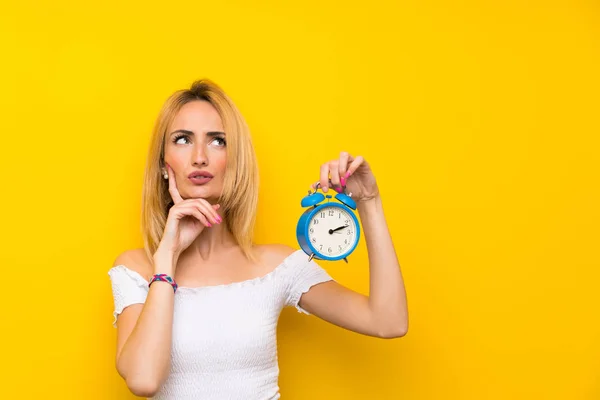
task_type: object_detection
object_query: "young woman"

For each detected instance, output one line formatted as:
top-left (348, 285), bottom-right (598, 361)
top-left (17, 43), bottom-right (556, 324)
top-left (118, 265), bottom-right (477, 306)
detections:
top-left (108, 79), bottom-right (408, 399)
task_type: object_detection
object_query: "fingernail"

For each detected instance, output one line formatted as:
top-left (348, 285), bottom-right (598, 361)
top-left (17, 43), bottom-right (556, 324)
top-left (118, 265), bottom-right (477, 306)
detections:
top-left (340, 177), bottom-right (346, 186)
top-left (335, 187), bottom-right (343, 193)
top-left (216, 216), bottom-right (222, 223)
top-left (207, 222), bottom-right (212, 227)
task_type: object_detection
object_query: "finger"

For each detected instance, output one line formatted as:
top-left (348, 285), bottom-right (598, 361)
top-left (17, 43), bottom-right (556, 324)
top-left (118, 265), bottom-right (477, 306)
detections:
top-left (178, 205), bottom-right (212, 227)
top-left (167, 164), bottom-right (184, 204)
top-left (338, 152), bottom-right (350, 187)
top-left (185, 198), bottom-right (219, 224)
top-left (329, 161), bottom-right (342, 193)
top-left (345, 155), bottom-right (364, 178)
top-left (189, 208), bottom-right (213, 227)
top-left (338, 151), bottom-right (350, 179)
top-left (205, 201), bottom-right (222, 224)
top-left (320, 162), bottom-right (331, 192)
top-left (194, 199), bottom-right (221, 224)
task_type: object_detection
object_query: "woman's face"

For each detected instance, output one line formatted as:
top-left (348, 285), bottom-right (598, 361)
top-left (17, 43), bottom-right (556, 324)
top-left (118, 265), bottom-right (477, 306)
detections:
top-left (163, 100), bottom-right (227, 203)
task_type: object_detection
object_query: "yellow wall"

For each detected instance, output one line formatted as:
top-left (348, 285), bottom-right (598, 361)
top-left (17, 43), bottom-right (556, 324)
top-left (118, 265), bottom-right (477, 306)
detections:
top-left (1, 1), bottom-right (598, 399)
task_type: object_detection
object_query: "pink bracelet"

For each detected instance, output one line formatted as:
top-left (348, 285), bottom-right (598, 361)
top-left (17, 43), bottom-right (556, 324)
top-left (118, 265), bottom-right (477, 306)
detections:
top-left (149, 273), bottom-right (178, 293)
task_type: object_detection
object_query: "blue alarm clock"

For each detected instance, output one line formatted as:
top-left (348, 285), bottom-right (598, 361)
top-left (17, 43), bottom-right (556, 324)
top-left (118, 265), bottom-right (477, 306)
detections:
top-left (296, 181), bottom-right (361, 263)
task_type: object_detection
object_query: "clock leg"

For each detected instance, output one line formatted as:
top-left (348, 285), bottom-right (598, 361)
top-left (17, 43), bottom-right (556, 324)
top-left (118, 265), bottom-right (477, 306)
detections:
top-left (308, 253), bottom-right (315, 262)
top-left (343, 257), bottom-right (348, 263)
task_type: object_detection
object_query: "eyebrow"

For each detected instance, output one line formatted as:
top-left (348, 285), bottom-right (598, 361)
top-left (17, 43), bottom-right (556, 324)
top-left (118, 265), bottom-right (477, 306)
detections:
top-left (169, 129), bottom-right (225, 137)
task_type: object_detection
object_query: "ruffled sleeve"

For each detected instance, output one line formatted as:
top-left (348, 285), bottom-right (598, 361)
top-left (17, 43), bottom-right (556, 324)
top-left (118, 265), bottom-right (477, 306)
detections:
top-left (108, 265), bottom-right (150, 328)
top-left (284, 250), bottom-right (334, 315)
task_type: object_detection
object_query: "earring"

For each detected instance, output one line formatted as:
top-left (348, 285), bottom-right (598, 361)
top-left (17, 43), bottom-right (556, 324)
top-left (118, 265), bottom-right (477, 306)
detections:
top-left (162, 169), bottom-right (168, 179)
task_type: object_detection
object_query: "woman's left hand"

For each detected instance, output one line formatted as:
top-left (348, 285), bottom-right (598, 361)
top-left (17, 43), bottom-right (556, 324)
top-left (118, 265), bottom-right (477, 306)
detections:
top-left (311, 151), bottom-right (380, 204)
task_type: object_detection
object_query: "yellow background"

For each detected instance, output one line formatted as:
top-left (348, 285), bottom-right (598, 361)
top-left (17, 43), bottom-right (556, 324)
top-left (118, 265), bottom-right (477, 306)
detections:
top-left (1, 0), bottom-right (599, 399)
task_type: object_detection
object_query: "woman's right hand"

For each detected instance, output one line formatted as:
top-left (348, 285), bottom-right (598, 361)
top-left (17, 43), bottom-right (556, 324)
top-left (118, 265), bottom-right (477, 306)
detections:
top-left (156, 164), bottom-right (222, 261)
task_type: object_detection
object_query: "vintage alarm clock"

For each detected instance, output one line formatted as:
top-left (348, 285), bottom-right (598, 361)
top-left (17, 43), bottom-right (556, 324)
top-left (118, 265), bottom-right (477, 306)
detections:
top-left (296, 181), bottom-right (361, 263)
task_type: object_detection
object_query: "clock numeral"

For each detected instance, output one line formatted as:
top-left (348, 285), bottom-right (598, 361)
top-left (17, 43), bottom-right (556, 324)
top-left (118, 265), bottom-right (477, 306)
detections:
top-left (309, 228), bottom-right (314, 233)
top-left (345, 219), bottom-right (349, 224)
top-left (339, 245), bottom-right (342, 250)
top-left (313, 219), bottom-right (319, 225)
top-left (312, 238), bottom-right (316, 243)
top-left (319, 245), bottom-right (323, 251)
top-left (328, 210), bottom-right (334, 216)
top-left (320, 212), bottom-right (325, 218)
top-left (328, 247), bottom-right (332, 254)
top-left (347, 230), bottom-right (352, 235)
top-left (344, 239), bottom-right (348, 244)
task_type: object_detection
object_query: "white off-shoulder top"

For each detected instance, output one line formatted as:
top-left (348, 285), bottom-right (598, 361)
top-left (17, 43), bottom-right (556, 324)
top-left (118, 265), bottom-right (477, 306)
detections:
top-left (108, 249), bottom-right (334, 400)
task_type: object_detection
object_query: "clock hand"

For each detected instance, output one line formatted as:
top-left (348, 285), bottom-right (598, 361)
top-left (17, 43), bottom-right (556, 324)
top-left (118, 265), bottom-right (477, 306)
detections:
top-left (328, 224), bottom-right (349, 234)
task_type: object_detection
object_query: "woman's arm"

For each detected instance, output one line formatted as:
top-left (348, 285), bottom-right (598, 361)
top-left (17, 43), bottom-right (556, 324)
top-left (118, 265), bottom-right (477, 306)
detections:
top-left (112, 249), bottom-right (177, 397)
top-left (114, 161), bottom-right (221, 396)
top-left (298, 152), bottom-right (408, 338)
top-left (299, 195), bottom-right (408, 338)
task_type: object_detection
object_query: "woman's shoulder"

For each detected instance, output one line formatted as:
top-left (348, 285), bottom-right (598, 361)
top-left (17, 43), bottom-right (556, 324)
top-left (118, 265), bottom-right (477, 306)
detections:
top-left (110, 248), bottom-right (154, 281)
top-left (253, 243), bottom-right (298, 264)
top-left (254, 243), bottom-right (296, 258)
top-left (251, 243), bottom-right (310, 273)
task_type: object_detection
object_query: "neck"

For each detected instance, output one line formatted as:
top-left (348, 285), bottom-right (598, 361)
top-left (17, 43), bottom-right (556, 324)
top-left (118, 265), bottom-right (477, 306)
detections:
top-left (181, 219), bottom-right (238, 263)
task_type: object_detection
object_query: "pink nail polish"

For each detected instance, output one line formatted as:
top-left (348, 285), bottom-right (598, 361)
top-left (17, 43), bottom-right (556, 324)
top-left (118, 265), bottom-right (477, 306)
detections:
top-left (207, 222), bottom-right (212, 227)
top-left (341, 177), bottom-right (346, 186)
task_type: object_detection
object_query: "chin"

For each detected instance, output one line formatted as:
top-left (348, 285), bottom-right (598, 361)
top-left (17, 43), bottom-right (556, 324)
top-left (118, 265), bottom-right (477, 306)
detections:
top-left (187, 189), bottom-right (210, 197)
top-left (184, 181), bottom-right (222, 198)
top-left (189, 188), bottom-right (222, 201)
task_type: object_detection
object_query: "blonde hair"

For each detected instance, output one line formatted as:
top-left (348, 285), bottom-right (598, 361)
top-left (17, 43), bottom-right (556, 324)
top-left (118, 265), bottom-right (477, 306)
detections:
top-left (140, 79), bottom-right (260, 265)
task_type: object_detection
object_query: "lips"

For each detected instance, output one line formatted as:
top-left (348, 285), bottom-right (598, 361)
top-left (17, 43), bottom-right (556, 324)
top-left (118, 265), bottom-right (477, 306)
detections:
top-left (188, 171), bottom-right (213, 185)
top-left (188, 171), bottom-right (213, 179)
top-left (189, 176), bottom-right (212, 185)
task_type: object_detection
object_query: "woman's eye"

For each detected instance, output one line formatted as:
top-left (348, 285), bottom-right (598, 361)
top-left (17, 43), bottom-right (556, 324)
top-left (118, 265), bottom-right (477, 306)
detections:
top-left (212, 137), bottom-right (226, 147)
top-left (173, 135), bottom-right (189, 144)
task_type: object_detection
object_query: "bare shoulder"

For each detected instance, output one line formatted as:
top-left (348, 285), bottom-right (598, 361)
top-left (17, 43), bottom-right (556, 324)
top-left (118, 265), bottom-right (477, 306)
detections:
top-left (253, 243), bottom-right (298, 269)
top-left (112, 248), bottom-right (153, 281)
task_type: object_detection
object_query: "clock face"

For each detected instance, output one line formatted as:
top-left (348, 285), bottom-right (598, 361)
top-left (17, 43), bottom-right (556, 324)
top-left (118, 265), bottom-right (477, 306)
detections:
top-left (308, 205), bottom-right (358, 257)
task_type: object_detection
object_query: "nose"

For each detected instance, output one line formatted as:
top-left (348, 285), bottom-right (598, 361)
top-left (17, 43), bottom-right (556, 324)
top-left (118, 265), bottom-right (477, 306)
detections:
top-left (192, 143), bottom-right (208, 166)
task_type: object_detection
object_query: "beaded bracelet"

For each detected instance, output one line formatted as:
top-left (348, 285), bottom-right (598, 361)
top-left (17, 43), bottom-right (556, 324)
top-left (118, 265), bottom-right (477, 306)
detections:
top-left (149, 273), bottom-right (178, 293)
